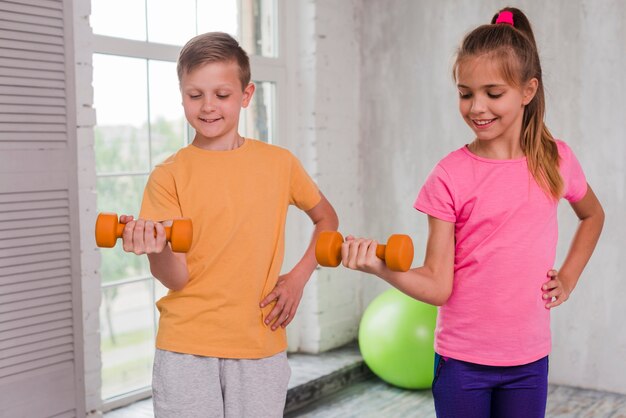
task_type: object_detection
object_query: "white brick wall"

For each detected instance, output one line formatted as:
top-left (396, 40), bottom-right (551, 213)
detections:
top-left (283, 0), bottom-right (370, 353)
top-left (72, 0), bottom-right (102, 415)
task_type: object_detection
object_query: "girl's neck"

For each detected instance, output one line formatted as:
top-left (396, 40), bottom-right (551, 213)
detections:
top-left (468, 138), bottom-right (524, 160)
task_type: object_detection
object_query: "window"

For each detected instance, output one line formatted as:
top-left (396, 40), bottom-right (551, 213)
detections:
top-left (91, 0), bottom-right (282, 408)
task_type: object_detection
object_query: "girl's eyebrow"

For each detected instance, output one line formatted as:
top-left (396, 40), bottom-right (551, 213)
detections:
top-left (457, 83), bottom-right (507, 89)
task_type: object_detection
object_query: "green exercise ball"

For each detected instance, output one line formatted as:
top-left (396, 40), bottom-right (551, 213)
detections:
top-left (358, 288), bottom-right (437, 389)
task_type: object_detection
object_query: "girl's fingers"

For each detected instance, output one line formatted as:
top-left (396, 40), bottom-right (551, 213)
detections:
top-left (342, 238), bottom-right (360, 268)
top-left (542, 279), bottom-right (558, 291)
top-left (366, 240), bottom-right (378, 262)
top-left (355, 239), bottom-right (372, 267)
top-left (340, 238), bottom-right (382, 272)
top-left (543, 286), bottom-right (561, 300)
top-left (357, 239), bottom-right (374, 268)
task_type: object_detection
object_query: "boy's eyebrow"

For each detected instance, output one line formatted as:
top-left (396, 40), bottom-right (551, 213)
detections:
top-left (182, 83), bottom-right (236, 90)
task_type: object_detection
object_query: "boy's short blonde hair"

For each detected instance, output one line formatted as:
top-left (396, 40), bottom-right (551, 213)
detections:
top-left (177, 32), bottom-right (251, 90)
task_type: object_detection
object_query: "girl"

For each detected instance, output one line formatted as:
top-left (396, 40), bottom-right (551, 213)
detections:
top-left (342, 7), bottom-right (604, 418)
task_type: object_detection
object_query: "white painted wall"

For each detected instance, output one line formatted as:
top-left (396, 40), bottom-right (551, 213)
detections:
top-left (358, 0), bottom-right (626, 395)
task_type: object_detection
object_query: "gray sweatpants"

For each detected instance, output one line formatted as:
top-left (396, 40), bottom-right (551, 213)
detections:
top-left (152, 349), bottom-right (291, 418)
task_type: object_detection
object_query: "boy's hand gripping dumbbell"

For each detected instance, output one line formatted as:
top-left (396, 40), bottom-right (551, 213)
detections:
top-left (315, 231), bottom-right (414, 272)
top-left (95, 212), bottom-right (193, 253)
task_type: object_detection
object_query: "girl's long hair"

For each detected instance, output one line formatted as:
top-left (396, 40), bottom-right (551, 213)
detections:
top-left (453, 7), bottom-right (563, 199)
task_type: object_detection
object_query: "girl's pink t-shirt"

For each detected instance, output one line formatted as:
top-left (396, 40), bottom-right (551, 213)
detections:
top-left (414, 140), bottom-right (587, 366)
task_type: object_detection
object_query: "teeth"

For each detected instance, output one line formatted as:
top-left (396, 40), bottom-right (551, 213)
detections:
top-left (474, 119), bottom-right (494, 126)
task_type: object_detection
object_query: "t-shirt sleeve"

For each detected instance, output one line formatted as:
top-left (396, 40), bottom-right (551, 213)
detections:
top-left (139, 165), bottom-right (183, 221)
top-left (288, 154), bottom-right (321, 211)
top-left (559, 141), bottom-right (588, 203)
top-left (414, 164), bottom-right (456, 223)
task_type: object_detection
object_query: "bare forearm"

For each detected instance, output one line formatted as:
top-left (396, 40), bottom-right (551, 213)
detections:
top-left (147, 247), bottom-right (189, 291)
top-left (290, 214), bottom-right (339, 284)
top-left (380, 265), bottom-right (452, 306)
top-left (559, 212), bottom-right (604, 290)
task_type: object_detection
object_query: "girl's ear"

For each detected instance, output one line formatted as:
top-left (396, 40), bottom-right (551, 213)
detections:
top-left (242, 82), bottom-right (256, 108)
top-left (522, 78), bottom-right (539, 105)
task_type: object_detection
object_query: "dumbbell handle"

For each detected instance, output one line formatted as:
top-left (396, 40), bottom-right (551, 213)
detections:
top-left (374, 245), bottom-right (388, 261)
top-left (315, 231), bottom-right (413, 272)
top-left (96, 213), bottom-right (193, 252)
top-left (111, 222), bottom-right (175, 241)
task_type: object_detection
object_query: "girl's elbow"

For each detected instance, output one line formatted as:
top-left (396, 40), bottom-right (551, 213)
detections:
top-left (327, 209), bottom-right (339, 231)
top-left (433, 278), bottom-right (453, 306)
top-left (598, 206), bottom-right (606, 227)
top-left (433, 290), bottom-right (452, 306)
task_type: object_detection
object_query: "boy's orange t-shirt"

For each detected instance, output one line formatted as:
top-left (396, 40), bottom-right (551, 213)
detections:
top-left (139, 139), bottom-right (321, 359)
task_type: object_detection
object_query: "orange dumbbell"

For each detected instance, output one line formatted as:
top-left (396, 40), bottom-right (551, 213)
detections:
top-left (315, 231), bottom-right (414, 272)
top-left (95, 212), bottom-right (193, 253)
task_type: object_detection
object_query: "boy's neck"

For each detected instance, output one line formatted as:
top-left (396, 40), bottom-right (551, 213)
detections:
top-left (192, 133), bottom-right (245, 151)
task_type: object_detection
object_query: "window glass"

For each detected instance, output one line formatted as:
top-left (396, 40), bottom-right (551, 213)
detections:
top-left (239, 0), bottom-right (277, 57)
top-left (92, 0), bottom-right (281, 404)
top-left (196, 0), bottom-right (239, 37)
top-left (91, 0), bottom-right (147, 41)
top-left (148, 60), bottom-right (188, 165)
top-left (147, 0), bottom-right (197, 46)
top-left (241, 81), bottom-right (275, 142)
top-left (100, 280), bottom-right (156, 399)
top-left (93, 54), bottom-right (150, 174)
top-left (96, 175), bottom-right (151, 284)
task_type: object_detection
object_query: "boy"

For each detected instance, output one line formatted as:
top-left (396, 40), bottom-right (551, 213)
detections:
top-left (119, 32), bottom-right (338, 417)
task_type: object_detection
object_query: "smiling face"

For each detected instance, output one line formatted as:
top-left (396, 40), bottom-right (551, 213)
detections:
top-left (180, 60), bottom-right (255, 150)
top-left (456, 55), bottom-right (537, 150)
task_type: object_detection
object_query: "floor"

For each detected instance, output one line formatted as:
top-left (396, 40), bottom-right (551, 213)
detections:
top-left (105, 343), bottom-right (626, 418)
top-left (286, 382), bottom-right (626, 418)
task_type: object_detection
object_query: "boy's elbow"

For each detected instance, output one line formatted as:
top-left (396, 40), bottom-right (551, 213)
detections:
top-left (161, 276), bottom-right (189, 292)
top-left (150, 268), bottom-right (189, 291)
top-left (168, 279), bottom-right (188, 292)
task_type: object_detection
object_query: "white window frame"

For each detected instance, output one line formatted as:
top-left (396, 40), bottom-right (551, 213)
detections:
top-left (92, 1), bottom-right (286, 411)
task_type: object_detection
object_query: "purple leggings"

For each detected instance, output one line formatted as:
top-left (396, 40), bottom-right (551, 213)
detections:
top-left (432, 354), bottom-right (548, 418)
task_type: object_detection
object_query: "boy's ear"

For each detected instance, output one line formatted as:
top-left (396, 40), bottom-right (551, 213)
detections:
top-left (522, 78), bottom-right (538, 105)
top-left (242, 82), bottom-right (255, 108)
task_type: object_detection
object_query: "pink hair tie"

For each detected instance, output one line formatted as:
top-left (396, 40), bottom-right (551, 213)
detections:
top-left (496, 10), bottom-right (514, 26)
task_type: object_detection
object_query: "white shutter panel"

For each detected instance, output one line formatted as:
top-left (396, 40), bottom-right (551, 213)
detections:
top-left (0, 0), bottom-right (85, 417)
